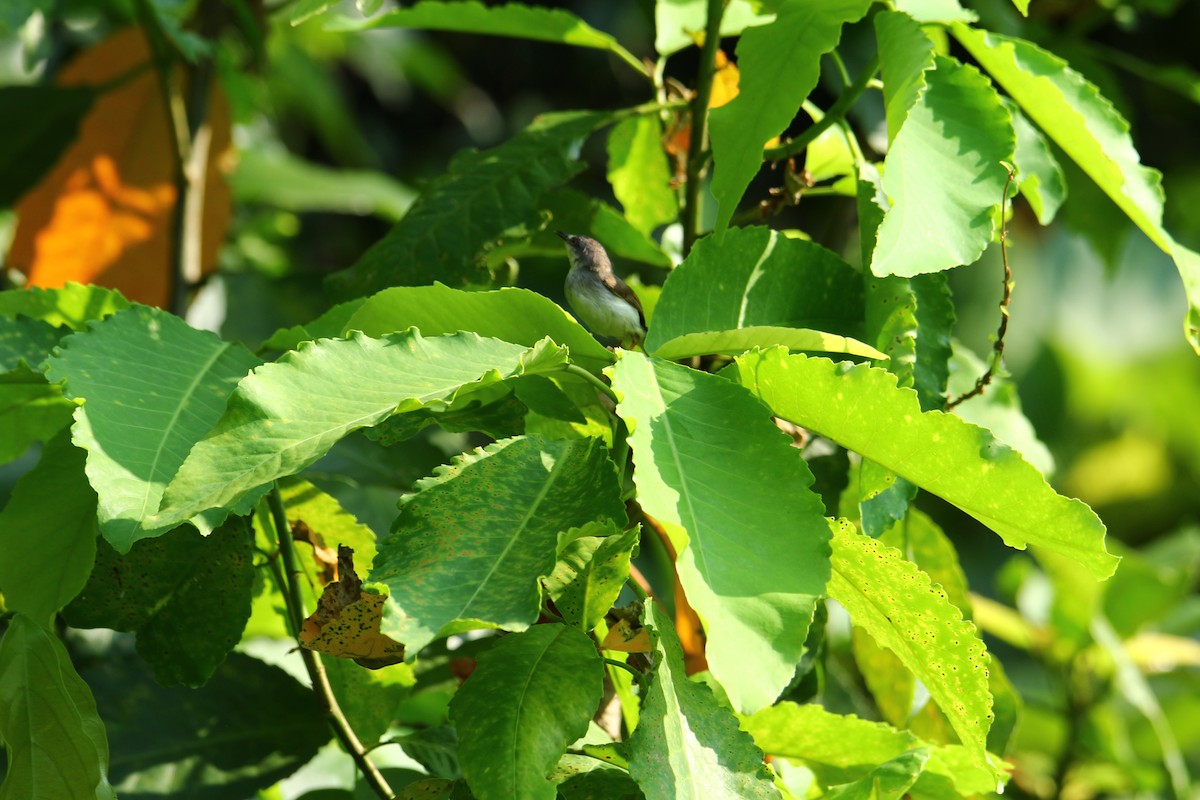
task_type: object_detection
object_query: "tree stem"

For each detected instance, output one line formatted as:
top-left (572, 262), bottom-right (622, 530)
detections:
top-left (682, 0), bottom-right (726, 255)
top-left (267, 486), bottom-right (395, 800)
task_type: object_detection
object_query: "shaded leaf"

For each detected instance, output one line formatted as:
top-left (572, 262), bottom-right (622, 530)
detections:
top-left (155, 331), bottom-right (569, 527)
top-left (449, 624), bottom-right (603, 800)
top-left (0, 615), bottom-right (116, 800)
top-left (302, 545), bottom-right (406, 668)
top-left (1008, 101), bottom-right (1066, 224)
top-left (953, 24), bottom-right (1200, 351)
top-left (607, 115), bottom-right (678, 234)
top-left (0, 315), bottom-right (65, 372)
top-left (553, 753), bottom-right (642, 799)
top-left (827, 519), bottom-right (996, 775)
top-left (327, 111), bottom-right (605, 300)
top-left (45, 305), bottom-right (262, 551)
top-left (0, 366), bottom-right (75, 464)
top-left (613, 352), bottom-right (830, 712)
top-left (85, 650), bottom-right (329, 798)
top-left (321, 655), bottom-right (413, 748)
top-left (646, 226), bottom-right (865, 355)
top-left (0, 84), bottom-right (96, 207)
top-left (627, 603), bottom-right (780, 799)
top-left (395, 726), bottom-right (461, 780)
top-left (734, 350), bottom-right (1117, 578)
top-left (339, 0), bottom-right (646, 77)
top-left (825, 749), bottom-right (928, 800)
top-left (709, 0), bottom-right (873, 231)
top-left (539, 187), bottom-right (671, 268)
top-left (64, 519), bottom-right (255, 688)
top-left (372, 435), bottom-right (626, 654)
top-left (9, 28), bottom-right (231, 307)
top-left (545, 524), bottom-right (640, 630)
top-left (0, 428), bottom-right (96, 624)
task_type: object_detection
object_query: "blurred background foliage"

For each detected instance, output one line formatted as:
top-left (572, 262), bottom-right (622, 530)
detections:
top-left (1, 0), bottom-right (1199, 797)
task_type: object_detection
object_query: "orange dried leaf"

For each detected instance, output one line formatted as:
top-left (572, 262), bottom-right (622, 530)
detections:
top-left (9, 27), bottom-right (232, 307)
top-left (602, 616), bottom-right (652, 653)
top-left (301, 545), bottom-right (406, 669)
top-left (709, 49), bottom-right (740, 109)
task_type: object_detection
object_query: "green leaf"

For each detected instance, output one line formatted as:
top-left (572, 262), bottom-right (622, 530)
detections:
top-left (876, 10), bottom-right (935, 148)
top-left (395, 726), bottom-right (461, 780)
top-left (952, 24), bottom-right (1200, 351)
top-left (64, 519), bottom-right (254, 687)
top-left (338, 0), bottom-right (647, 78)
top-left (44, 306), bottom-right (262, 551)
top-left (155, 331), bottom-right (569, 527)
top-left (230, 145), bottom-right (416, 221)
top-left (607, 115), bottom-right (678, 235)
top-left (0, 283), bottom-right (129, 330)
top-left (545, 524), bottom-right (640, 630)
top-left (709, 0), bottom-right (873, 232)
top-left (612, 352), bottom-right (830, 712)
top-left (646, 226), bottom-right (865, 355)
top-left (260, 298), bottom-right (367, 352)
top-left (342, 283), bottom-right (614, 375)
top-left (326, 111), bottom-right (605, 300)
top-left (321, 656), bottom-right (412, 748)
top-left (539, 187), bottom-right (672, 268)
top-left (85, 651), bottom-right (329, 798)
top-left (449, 624), bottom-right (603, 800)
top-left (741, 702), bottom-right (999, 797)
top-left (879, 507), bottom-right (972, 616)
top-left (655, 0), bottom-right (772, 56)
top-left (1008, 101), bottom-right (1066, 224)
top-left (0, 428), bottom-right (97, 624)
top-left (0, 615), bottom-right (116, 800)
top-left (734, 350), bottom-right (1118, 578)
top-left (827, 519), bottom-right (996, 775)
top-left (871, 54), bottom-right (1014, 277)
top-left (0, 316), bottom-right (63, 372)
top-left (627, 603), bottom-right (780, 799)
top-left (553, 753), bottom-right (642, 799)
top-left (825, 749), bottom-right (928, 800)
top-left (0, 365), bottom-right (74, 465)
top-left (893, 0), bottom-right (976, 23)
top-left (653, 327), bottom-right (886, 361)
top-left (0, 85), bottom-right (96, 207)
top-left (372, 435), bottom-right (626, 654)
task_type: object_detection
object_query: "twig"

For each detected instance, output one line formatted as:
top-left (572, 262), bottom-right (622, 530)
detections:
top-left (946, 164), bottom-right (1016, 411)
top-left (563, 363), bottom-right (620, 405)
top-left (602, 657), bottom-right (648, 689)
top-left (681, 0), bottom-right (726, 255)
top-left (267, 486), bottom-right (395, 800)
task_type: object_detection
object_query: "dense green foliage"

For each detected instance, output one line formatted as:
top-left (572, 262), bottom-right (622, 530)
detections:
top-left (1, 1), bottom-right (1199, 799)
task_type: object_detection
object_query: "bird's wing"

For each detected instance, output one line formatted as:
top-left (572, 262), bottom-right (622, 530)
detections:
top-left (607, 274), bottom-right (646, 329)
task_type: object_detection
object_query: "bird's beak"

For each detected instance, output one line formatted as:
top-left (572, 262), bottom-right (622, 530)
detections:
top-left (554, 230), bottom-right (570, 242)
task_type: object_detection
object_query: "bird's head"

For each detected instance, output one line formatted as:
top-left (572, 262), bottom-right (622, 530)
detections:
top-left (555, 230), bottom-right (611, 272)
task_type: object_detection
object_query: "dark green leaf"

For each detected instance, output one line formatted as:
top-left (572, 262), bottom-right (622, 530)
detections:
top-left (450, 624), bottom-right (603, 800)
top-left (545, 524), bottom-right (639, 630)
top-left (327, 111), bottom-right (605, 300)
top-left (0, 365), bottom-right (74, 465)
top-left (372, 436), bottom-right (626, 654)
top-left (0, 615), bottom-right (116, 800)
top-left (0, 428), bottom-right (97, 624)
top-left (0, 316), bottom-right (64, 372)
top-left (0, 85), bottom-right (96, 207)
top-left (396, 726), bottom-right (461, 780)
top-left (64, 519), bottom-right (255, 688)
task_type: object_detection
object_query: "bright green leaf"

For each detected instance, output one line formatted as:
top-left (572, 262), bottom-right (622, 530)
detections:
top-left (260, 298), bottom-right (367, 352)
top-left (45, 305), bottom-right (262, 551)
top-left (545, 524), bottom-right (640, 630)
top-left (871, 55), bottom-right (1014, 277)
top-left (0, 365), bottom-right (74, 465)
top-left (64, 519), bottom-right (254, 687)
top-left (876, 10), bottom-right (936, 148)
top-left (613, 352), bottom-right (830, 712)
top-left (338, 0), bottom-right (647, 78)
top-left (607, 115), bottom-right (678, 234)
top-left (0, 283), bottom-right (129, 330)
top-left (326, 111), bottom-right (605, 300)
top-left (827, 519), bottom-right (996, 775)
top-left (1008, 101), bottom-right (1066, 224)
top-left (653, 327), bottom-right (885, 361)
top-left (540, 187), bottom-right (672, 268)
top-left (450, 624), bottom-right (603, 800)
top-left (627, 603), bottom-right (780, 799)
top-left (709, 0), bottom-right (873, 232)
top-left (0, 429), bottom-right (96, 625)
top-left (230, 145), bottom-right (416, 221)
top-left (741, 702), bottom-right (999, 797)
top-left (0, 85), bottom-right (96, 207)
top-left (893, 0), bottom-right (976, 23)
top-left (655, 0), bottom-right (772, 56)
top-left (880, 507), bottom-right (972, 616)
top-left (0, 614), bottom-right (116, 800)
top-left (373, 436), bottom-right (626, 654)
top-left (952, 24), bottom-right (1200, 351)
top-left (825, 749), bottom-right (929, 800)
top-left (155, 331), bottom-right (569, 527)
top-left (646, 226), bottom-right (865, 355)
top-left (733, 350), bottom-right (1117, 578)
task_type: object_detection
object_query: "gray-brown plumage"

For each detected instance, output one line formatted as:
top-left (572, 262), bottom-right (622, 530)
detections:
top-left (556, 230), bottom-right (646, 349)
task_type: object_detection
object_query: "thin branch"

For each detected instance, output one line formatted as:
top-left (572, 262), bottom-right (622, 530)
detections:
top-left (603, 657), bottom-right (648, 689)
top-left (763, 51), bottom-right (879, 162)
top-left (563, 363), bottom-right (620, 405)
top-left (267, 487), bottom-right (395, 800)
top-left (682, 0), bottom-right (726, 255)
top-left (946, 165), bottom-right (1017, 411)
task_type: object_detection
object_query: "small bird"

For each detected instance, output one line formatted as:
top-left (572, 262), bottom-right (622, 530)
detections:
top-left (556, 230), bottom-right (646, 349)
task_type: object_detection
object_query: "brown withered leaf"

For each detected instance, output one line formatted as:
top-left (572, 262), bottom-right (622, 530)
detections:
top-left (292, 520), bottom-right (338, 585)
top-left (301, 545), bottom-right (405, 669)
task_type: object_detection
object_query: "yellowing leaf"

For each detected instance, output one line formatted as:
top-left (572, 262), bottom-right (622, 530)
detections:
top-left (602, 617), bottom-right (652, 653)
top-left (9, 27), bottom-right (232, 308)
top-left (710, 50), bottom-right (740, 109)
top-left (301, 545), bottom-right (405, 669)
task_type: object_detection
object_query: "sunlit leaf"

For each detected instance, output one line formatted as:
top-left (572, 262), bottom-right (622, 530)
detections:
top-left (1008, 101), bottom-right (1066, 224)
top-left (302, 545), bottom-right (406, 668)
top-left (652, 327), bottom-right (884, 361)
top-left (0, 282), bottom-right (129, 330)
top-left (544, 523), bottom-right (639, 630)
top-left (450, 624), bottom-right (603, 800)
top-left (825, 749), bottom-right (929, 800)
top-left (876, 10), bottom-right (935, 147)
top-left (734, 350), bottom-right (1117, 578)
top-left (709, 0), bottom-right (872, 232)
top-left (613, 352), bottom-right (830, 712)
top-left (0, 615), bottom-right (116, 800)
top-left (8, 27), bottom-right (231, 307)
top-left (155, 332), bottom-right (570, 527)
top-left (627, 603), bottom-right (780, 799)
top-left (372, 435), bottom-right (626, 654)
top-left (540, 187), bottom-right (672, 268)
top-left (607, 115), bottom-right (678, 234)
top-left (655, 0), bottom-right (772, 56)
